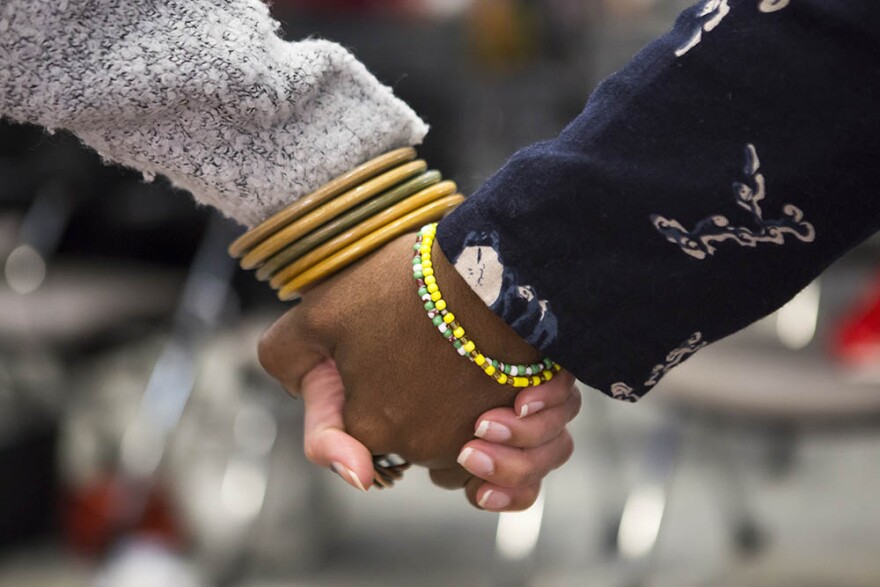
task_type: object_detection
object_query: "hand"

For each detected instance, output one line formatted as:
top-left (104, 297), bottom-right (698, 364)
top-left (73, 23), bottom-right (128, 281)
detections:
top-left (437, 373), bottom-right (581, 511)
top-left (258, 231), bottom-right (578, 507)
top-left (289, 359), bottom-right (579, 511)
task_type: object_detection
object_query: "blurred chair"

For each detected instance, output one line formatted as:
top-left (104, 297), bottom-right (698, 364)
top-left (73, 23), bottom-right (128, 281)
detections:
top-left (0, 126), bottom-right (189, 550)
top-left (609, 258), bottom-right (880, 586)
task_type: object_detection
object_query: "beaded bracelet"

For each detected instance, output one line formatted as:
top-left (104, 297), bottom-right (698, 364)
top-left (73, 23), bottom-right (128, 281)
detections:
top-left (414, 223), bottom-right (561, 388)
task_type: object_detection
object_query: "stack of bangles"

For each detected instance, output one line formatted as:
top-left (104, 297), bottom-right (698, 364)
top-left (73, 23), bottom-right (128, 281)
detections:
top-left (228, 147), bottom-right (464, 301)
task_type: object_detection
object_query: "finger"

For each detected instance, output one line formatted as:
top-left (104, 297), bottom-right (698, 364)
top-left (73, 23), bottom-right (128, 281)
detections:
top-left (475, 387), bottom-right (581, 448)
top-left (429, 466), bottom-right (472, 490)
top-left (465, 477), bottom-right (542, 512)
top-left (301, 360), bottom-right (375, 492)
top-left (513, 370), bottom-right (576, 418)
top-left (258, 308), bottom-right (328, 398)
top-left (457, 432), bottom-right (574, 489)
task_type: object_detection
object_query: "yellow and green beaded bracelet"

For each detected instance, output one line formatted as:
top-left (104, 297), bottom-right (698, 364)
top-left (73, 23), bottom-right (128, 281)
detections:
top-left (413, 223), bottom-right (561, 387)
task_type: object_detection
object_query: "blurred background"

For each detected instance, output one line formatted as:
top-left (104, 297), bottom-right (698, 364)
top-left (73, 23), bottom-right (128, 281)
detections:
top-left (2, 0), bottom-right (880, 585)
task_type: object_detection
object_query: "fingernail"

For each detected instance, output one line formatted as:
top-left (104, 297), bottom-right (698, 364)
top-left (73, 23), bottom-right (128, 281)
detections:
top-left (519, 401), bottom-right (545, 418)
top-left (457, 447), bottom-right (494, 477)
top-left (475, 420), bottom-right (512, 442)
top-left (331, 462), bottom-right (367, 492)
top-left (479, 489), bottom-right (511, 510)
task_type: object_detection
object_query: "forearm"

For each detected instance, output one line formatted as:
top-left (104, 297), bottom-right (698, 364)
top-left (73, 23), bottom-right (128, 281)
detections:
top-left (438, 0), bottom-right (880, 400)
top-left (0, 0), bottom-right (428, 227)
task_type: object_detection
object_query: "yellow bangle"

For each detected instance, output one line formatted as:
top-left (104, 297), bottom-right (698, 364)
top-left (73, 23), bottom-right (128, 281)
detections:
top-left (278, 195), bottom-right (463, 301)
top-left (229, 149), bottom-right (464, 301)
top-left (228, 147), bottom-right (417, 257)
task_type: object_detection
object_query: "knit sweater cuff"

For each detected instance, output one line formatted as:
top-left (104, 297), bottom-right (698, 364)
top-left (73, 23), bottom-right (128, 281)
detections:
top-left (0, 0), bottom-right (429, 227)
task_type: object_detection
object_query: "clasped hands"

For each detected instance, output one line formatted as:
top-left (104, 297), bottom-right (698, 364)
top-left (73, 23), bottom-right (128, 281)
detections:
top-left (258, 233), bottom-right (580, 511)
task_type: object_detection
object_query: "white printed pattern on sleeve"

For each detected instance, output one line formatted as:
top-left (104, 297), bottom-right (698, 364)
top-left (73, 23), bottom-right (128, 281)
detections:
top-left (610, 332), bottom-right (708, 402)
top-left (675, 0), bottom-right (731, 57)
top-left (452, 231), bottom-right (560, 348)
top-left (650, 144), bottom-right (815, 261)
top-left (676, 0), bottom-right (793, 57)
top-left (759, 0), bottom-right (790, 13)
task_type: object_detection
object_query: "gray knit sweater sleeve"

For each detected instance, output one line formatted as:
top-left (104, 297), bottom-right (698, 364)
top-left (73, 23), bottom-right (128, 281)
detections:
top-left (0, 0), bottom-right (429, 227)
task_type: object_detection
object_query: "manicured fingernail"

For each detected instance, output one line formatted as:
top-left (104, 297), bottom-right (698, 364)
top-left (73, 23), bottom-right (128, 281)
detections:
top-left (479, 489), bottom-right (511, 510)
top-left (457, 447), bottom-right (494, 477)
top-left (475, 420), bottom-right (512, 442)
top-left (519, 401), bottom-right (545, 418)
top-left (331, 462), bottom-right (367, 492)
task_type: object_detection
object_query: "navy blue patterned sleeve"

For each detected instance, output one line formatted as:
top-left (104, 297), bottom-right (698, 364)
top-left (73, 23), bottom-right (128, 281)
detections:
top-left (437, 0), bottom-right (880, 401)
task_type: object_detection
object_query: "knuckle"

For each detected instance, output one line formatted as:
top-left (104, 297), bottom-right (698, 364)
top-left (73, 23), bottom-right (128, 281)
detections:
top-left (500, 484), bottom-right (540, 512)
top-left (519, 422), bottom-right (547, 448)
top-left (557, 432), bottom-right (575, 467)
top-left (257, 327), bottom-right (280, 377)
top-left (514, 487), bottom-right (541, 511)
top-left (465, 478), bottom-right (483, 509)
top-left (570, 388), bottom-right (583, 419)
top-left (430, 468), bottom-right (470, 490)
top-left (507, 461), bottom-right (540, 488)
top-left (344, 403), bottom-right (397, 458)
top-left (302, 440), bottom-right (321, 465)
top-left (299, 302), bottom-right (332, 340)
top-left (517, 410), bottom-right (563, 448)
top-left (558, 370), bottom-right (575, 389)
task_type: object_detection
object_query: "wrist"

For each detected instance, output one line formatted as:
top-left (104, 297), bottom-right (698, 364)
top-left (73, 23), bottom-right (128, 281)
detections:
top-left (428, 230), bottom-right (544, 370)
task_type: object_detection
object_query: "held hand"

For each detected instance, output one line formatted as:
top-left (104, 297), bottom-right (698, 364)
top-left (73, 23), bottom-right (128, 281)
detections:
top-left (294, 358), bottom-right (580, 510)
top-left (437, 372), bottom-right (581, 511)
top-left (258, 232), bottom-right (578, 507)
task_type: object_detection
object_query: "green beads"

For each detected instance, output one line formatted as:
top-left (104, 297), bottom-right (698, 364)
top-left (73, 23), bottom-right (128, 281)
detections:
top-left (412, 223), bottom-right (560, 388)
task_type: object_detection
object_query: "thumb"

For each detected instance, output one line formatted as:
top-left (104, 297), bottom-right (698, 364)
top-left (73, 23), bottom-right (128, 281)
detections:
top-left (301, 359), bottom-right (375, 492)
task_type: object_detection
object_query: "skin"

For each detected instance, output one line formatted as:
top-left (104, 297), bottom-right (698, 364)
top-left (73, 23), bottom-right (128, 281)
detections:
top-left (258, 232), bottom-right (580, 511)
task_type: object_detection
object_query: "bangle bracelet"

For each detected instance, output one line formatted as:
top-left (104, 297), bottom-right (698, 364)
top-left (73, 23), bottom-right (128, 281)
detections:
top-left (229, 148), bottom-right (465, 301)
top-left (279, 195), bottom-right (463, 301)
top-left (255, 170), bottom-right (443, 282)
top-left (270, 179), bottom-right (458, 290)
top-left (228, 147), bottom-right (417, 257)
top-left (240, 160), bottom-right (427, 270)
top-left (414, 223), bottom-right (560, 388)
